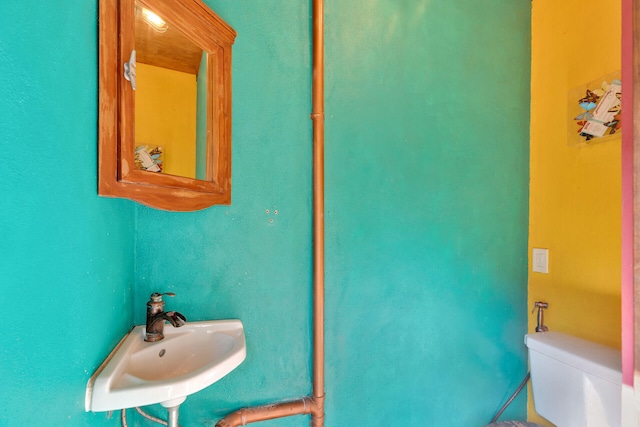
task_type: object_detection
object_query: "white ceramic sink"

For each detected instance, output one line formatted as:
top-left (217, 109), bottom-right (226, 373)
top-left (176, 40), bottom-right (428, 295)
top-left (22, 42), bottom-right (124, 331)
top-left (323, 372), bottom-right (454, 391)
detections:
top-left (85, 319), bottom-right (246, 412)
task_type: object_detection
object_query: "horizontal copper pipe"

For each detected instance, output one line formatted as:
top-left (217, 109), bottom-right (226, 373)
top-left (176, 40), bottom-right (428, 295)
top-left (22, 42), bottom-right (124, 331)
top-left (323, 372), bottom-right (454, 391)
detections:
top-left (215, 398), bottom-right (321, 427)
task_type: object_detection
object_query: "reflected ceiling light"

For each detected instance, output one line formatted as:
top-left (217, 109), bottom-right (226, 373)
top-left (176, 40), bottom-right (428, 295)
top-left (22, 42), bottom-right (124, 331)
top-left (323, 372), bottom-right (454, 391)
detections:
top-left (141, 7), bottom-right (168, 33)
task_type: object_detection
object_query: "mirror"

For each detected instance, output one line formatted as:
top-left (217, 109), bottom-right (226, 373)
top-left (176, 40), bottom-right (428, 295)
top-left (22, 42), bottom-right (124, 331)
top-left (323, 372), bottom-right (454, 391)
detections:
top-left (134, 2), bottom-right (206, 180)
top-left (99, 0), bottom-right (236, 211)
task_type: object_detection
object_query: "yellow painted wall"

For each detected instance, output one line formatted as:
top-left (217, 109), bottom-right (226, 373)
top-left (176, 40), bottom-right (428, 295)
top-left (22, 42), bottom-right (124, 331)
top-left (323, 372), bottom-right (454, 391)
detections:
top-left (135, 63), bottom-right (197, 178)
top-left (529, 0), bottom-right (621, 424)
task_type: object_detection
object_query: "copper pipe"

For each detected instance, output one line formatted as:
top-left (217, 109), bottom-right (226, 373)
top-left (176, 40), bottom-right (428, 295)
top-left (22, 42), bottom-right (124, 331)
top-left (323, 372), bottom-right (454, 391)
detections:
top-left (310, 0), bottom-right (326, 423)
top-left (215, 0), bottom-right (325, 426)
top-left (215, 398), bottom-right (314, 427)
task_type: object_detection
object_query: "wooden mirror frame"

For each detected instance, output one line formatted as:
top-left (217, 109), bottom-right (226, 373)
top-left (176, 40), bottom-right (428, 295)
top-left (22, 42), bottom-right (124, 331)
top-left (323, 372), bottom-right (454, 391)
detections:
top-left (98, 0), bottom-right (236, 211)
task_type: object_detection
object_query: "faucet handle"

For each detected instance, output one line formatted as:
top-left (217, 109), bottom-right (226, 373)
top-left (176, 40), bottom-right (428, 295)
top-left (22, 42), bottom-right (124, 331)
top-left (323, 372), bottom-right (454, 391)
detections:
top-left (150, 292), bottom-right (176, 302)
top-left (531, 301), bottom-right (548, 313)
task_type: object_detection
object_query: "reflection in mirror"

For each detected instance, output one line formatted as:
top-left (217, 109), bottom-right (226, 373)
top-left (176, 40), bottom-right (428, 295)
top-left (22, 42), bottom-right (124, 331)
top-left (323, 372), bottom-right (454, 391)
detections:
top-left (134, 3), bottom-right (206, 179)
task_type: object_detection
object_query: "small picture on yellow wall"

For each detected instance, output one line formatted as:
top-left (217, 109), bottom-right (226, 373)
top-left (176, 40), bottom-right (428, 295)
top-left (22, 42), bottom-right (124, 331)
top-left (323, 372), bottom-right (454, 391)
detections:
top-left (135, 145), bottom-right (164, 173)
top-left (568, 71), bottom-right (621, 145)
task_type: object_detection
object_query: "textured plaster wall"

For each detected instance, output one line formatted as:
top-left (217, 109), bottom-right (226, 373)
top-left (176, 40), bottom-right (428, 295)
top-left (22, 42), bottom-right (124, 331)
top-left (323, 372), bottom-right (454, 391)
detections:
top-left (323, 1), bottom-right (531, 425)
top-left (133, 2), bottom-right (314, 425)
top-left (0, 2), bottom-right (135, 426)
top-left (529, 0), bottom-right (621, 349)
top-left (135, 1), bottom-right (531, 426)
top-left (0, 1), bottom-right (530, 426)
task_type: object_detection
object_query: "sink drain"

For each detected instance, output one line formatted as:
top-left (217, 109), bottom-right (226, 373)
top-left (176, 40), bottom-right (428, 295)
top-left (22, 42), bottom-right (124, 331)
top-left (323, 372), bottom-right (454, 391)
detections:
top-left (159, 349), bottom-right (166, 357)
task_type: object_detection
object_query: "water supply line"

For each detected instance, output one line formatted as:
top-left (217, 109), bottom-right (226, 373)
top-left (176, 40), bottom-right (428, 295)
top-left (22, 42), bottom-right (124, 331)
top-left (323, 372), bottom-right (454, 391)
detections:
top-left (120, 407), bottom-right (181, 427)
top-left (215, 0), bottom-right (326, 425)
top-left (489, 372), bottom-right (531, 424)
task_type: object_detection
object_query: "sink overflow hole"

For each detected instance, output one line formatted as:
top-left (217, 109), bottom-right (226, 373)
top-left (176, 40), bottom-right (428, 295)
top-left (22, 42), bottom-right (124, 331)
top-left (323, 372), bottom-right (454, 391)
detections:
top-left (159, 349), bottom-right (166, 357)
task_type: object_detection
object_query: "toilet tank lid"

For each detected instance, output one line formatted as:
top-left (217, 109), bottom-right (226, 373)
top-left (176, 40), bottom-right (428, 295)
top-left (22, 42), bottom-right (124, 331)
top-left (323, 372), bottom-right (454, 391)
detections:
top-left (525, 332), bottom-right (621, 384)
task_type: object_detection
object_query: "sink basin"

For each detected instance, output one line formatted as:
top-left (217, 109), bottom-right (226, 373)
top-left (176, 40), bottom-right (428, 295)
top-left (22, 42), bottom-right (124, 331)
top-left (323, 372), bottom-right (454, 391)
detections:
top-left (86, 319), bottom-right (246, 412)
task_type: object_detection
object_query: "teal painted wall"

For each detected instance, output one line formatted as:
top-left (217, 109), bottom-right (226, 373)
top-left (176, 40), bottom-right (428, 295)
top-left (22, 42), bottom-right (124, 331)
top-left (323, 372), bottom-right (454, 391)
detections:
top-left (133, 3), bottom-right (314, 426)
top-left (324, 1), bottom-right (531, 425)
top-left (196, 54), bottom-right (208, 180)
top-left (0, 1), bottom-right (135, 426)
top-left (136, 0), bottom-right (531, 426)
top-left (0, 0), bottom-right (530, 426)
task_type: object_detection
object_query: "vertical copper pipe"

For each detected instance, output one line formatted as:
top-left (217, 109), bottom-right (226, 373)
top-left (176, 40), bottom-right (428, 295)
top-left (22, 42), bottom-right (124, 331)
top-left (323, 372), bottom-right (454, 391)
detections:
top-left (215, 1), bottom-right (325, 426)
top-left (311, 0), bottom-right (326, 422)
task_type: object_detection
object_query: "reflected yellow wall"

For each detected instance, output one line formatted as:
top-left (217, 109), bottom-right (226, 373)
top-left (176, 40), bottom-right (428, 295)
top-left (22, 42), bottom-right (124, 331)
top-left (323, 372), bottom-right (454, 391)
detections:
top-left (135, 63), bottom-right (197, 178)
top-left (529, 0), bottom-right (621, 424)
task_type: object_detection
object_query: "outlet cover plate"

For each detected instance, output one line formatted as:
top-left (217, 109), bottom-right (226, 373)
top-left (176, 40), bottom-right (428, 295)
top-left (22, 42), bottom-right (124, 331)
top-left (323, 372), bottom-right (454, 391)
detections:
top-left (532, 248), bottom-right (549, 273)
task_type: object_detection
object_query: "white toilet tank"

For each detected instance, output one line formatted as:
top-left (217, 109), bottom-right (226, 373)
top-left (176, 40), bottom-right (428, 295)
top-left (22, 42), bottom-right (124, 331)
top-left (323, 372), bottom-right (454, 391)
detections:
top-left (525, 331), bottom-right (621, 427)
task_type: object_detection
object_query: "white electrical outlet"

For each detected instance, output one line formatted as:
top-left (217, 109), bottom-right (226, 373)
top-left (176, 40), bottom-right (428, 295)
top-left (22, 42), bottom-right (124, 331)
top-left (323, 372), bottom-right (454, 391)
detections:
top-left (532, 248), bottom-right (549, 273)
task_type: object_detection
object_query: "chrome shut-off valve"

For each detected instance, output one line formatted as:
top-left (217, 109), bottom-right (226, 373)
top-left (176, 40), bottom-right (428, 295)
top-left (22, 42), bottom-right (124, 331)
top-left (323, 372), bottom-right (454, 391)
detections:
top-left (532, 301), bottom-right (549, 332)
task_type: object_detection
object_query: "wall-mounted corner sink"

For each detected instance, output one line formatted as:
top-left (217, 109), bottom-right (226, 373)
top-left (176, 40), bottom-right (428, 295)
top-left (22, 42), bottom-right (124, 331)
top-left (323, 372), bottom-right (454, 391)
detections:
top-left (85, 319), bottom-right (246, 412)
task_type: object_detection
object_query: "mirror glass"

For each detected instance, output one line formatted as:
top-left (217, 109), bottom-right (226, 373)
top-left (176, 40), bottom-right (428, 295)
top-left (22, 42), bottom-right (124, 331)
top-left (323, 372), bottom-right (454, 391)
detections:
top-left (133, 2), bottom-right (207, 180)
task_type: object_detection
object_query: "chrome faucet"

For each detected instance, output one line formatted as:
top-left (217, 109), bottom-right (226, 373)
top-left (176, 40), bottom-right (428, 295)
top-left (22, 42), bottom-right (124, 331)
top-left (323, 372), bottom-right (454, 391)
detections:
top-left (533, 301), bottom-right (549, 332)
top-left (145, 292), bottom-right (187, 342)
